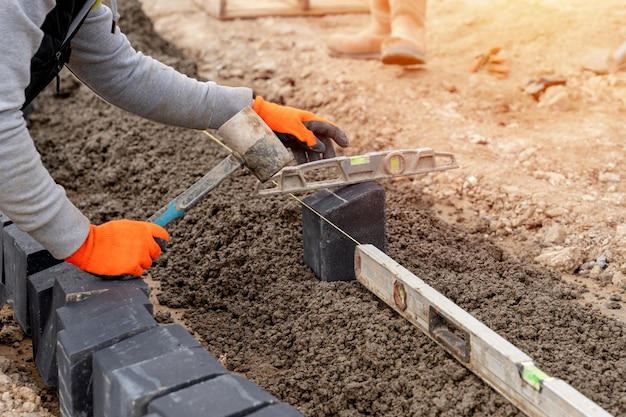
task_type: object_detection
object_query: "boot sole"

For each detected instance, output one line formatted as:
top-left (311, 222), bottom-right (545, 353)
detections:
top-left (381, 44), bottom-right (426, 66)
top-left (327, 48), bottom-right (381, 60)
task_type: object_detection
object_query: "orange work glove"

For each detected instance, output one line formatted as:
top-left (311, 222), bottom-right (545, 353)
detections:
top-left (65, 219), bottom-right (169, 277)
top-left (252, 96), bottom-right (349, 164)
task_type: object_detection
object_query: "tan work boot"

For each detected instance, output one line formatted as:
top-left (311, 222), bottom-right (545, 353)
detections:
top-left (381, 0), bottom-right (426, 65)
top-left (327, 0), bottom-right (390, 59)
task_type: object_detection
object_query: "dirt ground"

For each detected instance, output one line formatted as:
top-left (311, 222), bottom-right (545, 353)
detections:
top-left (1, 0), bottom-right (626, 416)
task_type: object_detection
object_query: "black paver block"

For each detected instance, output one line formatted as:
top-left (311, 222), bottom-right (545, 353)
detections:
top-left (0, 211), bottom-right (11, 308)
top-left (36, 280), bottom-right (151, 387)
top-left (57, 292), bottom-right (157, 417)
top-left (27, 264), bottom-right (58, 360)
top-left (93, 324), bottom-right (227, 417)
top-left (147, 374), bottom-right (279, 417)
top-left (0, 280), bottom-right (7, 310)
top-left (246, 403), bottom-right (304, 416)
top-left (302, 182), bottom-right (386, 282)
top-left (2, 223), bottom-right (63, 334)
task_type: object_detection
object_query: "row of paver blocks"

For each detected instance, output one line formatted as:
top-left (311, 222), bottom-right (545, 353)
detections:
top-left (0, 211), bottom-right (304, 417)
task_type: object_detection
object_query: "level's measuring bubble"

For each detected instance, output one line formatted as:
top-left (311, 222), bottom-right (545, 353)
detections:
top-left (521, 364), bottom-right (550, 391)
top-left (349, 155), bottom-right (371, 165)
top-left (385, 153), bottom-right (406, 175)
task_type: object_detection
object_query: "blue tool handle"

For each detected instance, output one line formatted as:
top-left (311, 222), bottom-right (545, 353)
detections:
top-left (150, 200), bottom-right (185, 228)
top-left (147, 154), bottom-right (244, 228)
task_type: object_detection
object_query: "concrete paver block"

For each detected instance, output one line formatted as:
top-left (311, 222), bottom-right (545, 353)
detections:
top-left (93, 324), bottom-right (227, 417)
top-left (0, 212), bottom-right (11, 309)
top-left (37, 281), bottom-right (151, 387)
top-left (0, 278), bottom-right (6, 309)
top-left (2, 223), bottom-right (63, 334)
top-left (27, 264), bottom-right (58, 360)
top-left (246, 403), bottom-right (304, 416)
top-left (147, 374), bottom-right (279, 417)
top-left (92, 323), bottom-right (213, 417)
top-left (57, 292), bottom-right (157, 417)
top-left (302, 182), bottom-right (386, 282)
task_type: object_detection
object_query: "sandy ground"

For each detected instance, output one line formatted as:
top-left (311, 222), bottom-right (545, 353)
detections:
top-left (1, 0), bottom-right (626, 416)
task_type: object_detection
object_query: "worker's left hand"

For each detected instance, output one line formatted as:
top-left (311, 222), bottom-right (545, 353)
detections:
top-left (65, 219), bottom-right (169, 278)
top-left (252, 96), bottom-right (349, 164)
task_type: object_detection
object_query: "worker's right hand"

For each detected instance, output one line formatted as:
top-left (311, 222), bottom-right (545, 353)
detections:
top-left (65, 219), bottom-right (169, 278)
top-left (252, 96), bottom-right (349, 164)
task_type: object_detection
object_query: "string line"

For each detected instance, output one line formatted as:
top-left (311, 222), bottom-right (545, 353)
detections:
top-left (288, 192), bottom-right (362, 246)
top-left (202, 129), bottom-right (362, 246)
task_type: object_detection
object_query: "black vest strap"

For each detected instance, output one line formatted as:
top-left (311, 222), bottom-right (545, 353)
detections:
top-left (23, 0), bottom-right (93, 108)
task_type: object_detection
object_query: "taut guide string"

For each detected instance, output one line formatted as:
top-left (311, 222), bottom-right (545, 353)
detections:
top-left (202, 130), bottom-right (362, 246)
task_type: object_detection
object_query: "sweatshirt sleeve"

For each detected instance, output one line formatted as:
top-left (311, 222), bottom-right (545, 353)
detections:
top-left (0, 0), bottom-right (91, 260)
top-left (68, 3), bottom-right (253, 130)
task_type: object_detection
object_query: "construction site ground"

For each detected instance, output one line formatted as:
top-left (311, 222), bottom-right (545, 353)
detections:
top-left (1, 0), bottom-right (625, 416)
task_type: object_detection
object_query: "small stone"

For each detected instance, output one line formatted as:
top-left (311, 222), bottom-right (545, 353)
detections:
top-left (595, 255), bottom-right (608, 269)
top-left (581, 47), bottom-right (611, 74)
top-left (537, 85), bottom-right (571, 109)
top-left (534, 246), bottom-right (582, 273)
top-left (598, 172), bottom-right (621, 183)
top-left (602, 193), bottom-right (625, 205)
top-left (469, 133), bottom-right (489, 145)
top-left (15, 386), bottom-right (36, 402)
top-left (544, 207), bottom-right (569, 218)
top-left (543, 224), bottom-right (566, 245)
top-left (500, 185), bottom-right (521, 196)
top-left (21, 401), bottom-right (36, 412)
top-left (610, 294), bottom-right (622, 302)
top-left (0, 356), bottom-right (10, 373)
top-left (579, 261), bottom-right (594, 271)
top-left (0, 373), bottom-right (12, 389)
top-left (589, 264), bottom-right (604, 279)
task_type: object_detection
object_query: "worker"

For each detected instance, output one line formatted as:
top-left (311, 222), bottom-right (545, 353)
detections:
top-left (327, 0), bottom-right (426, 66)
top-left (0, 0), bottom-right (349, 278)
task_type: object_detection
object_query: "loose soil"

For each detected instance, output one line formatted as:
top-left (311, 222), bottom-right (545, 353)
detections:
top-left (1, 0), bottom-right (626, 416)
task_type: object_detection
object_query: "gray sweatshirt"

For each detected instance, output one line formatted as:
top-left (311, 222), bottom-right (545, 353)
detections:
top-left (0, 1), bottom-right (253, 259)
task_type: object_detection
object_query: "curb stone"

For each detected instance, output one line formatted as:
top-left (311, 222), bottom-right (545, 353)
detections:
top-left (302, 182), bottom-right (386, 282)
